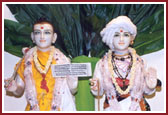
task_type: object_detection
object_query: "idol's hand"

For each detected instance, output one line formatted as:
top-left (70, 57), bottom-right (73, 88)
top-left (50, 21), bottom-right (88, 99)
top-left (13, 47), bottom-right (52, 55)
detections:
top-left (30, 104), bottom-right (40, 111)
top-left (89, 78), bottom-right (99, 91)
top-left (129, 100), bottom-right (139, 111)
top-left (67, 76), bottom-right (78, 94)
top-left (145, 67), bottom-right (157, 89)
top-left (4, 78), bottom-right (17, 92)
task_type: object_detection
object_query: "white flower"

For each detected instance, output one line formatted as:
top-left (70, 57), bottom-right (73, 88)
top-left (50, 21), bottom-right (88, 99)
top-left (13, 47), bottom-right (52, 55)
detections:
top-left (33, 46), bottom-right (55, 74)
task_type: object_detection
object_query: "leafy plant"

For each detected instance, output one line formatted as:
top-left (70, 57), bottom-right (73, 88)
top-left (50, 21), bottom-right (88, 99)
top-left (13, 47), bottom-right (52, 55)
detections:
top-left (79, 4), bottom-right (164, 57)
top-left (4, 19), bottom-right (33, 57)
top-left (5, 4), bottom-right (164, 58)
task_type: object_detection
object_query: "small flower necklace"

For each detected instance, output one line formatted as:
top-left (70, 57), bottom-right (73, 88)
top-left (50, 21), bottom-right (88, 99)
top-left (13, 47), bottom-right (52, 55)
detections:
top-left (33, 46), bottom-right (55, 92)
top-left (108, 47), bottom-right (136, 95)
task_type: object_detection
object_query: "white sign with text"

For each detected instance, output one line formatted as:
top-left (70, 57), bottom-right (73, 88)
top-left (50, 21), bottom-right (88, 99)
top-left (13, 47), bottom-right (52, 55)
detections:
top-left (51, 63), bottom-right (92, 77)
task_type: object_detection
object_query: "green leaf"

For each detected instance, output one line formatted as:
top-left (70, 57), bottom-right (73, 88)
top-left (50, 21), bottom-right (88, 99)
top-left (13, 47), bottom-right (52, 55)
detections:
top-left (134, 7), bottom-right (164, 55)
top-left (4, 19), bottom-right (33, 57)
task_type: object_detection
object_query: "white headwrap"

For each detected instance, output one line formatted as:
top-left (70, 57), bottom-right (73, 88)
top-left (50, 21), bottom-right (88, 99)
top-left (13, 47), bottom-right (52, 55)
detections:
top-left (100, 16), bottom-right (137, 50)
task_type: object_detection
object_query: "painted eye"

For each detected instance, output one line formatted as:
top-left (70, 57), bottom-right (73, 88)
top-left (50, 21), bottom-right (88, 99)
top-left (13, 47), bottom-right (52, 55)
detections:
top-left (114, 34), bottom-right (119, 37)
top-left (124, 33), bottom-right (130, 37)
top-left (45, 31), bottom-right (51, 34)
top-left (34, 31), bottom-right (40, 35)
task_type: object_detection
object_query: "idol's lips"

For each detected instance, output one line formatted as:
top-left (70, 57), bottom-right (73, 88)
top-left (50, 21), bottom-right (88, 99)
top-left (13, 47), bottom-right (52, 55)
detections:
top-left (118, 42), bottom-right (125, 45)
top-left (40, 40), bottom-right (46, 42)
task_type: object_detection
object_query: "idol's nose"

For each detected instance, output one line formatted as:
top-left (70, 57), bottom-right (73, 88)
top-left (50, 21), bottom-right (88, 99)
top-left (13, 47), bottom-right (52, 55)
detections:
top-left (120, 35), bottom-right (124, 42)
top-left (41, 32), bottom-right (45, 39)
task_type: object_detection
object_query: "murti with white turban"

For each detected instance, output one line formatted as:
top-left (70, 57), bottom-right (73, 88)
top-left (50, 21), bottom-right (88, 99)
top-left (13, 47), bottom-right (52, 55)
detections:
top-left (90, 16), bottom-right (158, 111)
top-left (100, 16), bottom-right (137, 50)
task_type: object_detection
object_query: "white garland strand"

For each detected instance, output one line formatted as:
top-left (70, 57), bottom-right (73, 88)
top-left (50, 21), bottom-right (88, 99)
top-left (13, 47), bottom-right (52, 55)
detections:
top-left (33, 46), bottom-right (55, 74)
top-left (108, 47), bottom-right (136, 95)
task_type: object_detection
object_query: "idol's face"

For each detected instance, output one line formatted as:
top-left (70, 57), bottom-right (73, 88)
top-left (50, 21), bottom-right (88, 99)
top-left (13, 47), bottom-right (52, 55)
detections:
top-left (31, 23), bottom-right (56, 50)
top-left (113, 29), bottom-right (132, 51)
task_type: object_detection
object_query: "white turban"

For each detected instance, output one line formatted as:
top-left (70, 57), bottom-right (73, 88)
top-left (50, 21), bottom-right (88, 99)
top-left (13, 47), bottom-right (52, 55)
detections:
top-left (100, 16), bottom-right (137, 50)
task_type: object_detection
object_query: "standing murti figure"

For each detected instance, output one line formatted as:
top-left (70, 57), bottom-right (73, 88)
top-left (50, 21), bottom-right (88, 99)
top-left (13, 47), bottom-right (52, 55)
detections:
top-left (90, 16), bottom-right (158, 111)
top-left (4, 19), bottom-right (78, 111)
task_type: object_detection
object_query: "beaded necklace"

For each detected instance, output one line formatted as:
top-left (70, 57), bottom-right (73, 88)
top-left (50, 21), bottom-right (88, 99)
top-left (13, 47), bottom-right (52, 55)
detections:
top-left (111, 52), bottom-right (133, 91)
top-left (108, 47), bottom-right (136, 95)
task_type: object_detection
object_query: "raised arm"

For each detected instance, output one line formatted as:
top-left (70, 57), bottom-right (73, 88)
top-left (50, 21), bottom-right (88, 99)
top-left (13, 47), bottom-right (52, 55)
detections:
top-left (144, 67), bottom-right (157, 95)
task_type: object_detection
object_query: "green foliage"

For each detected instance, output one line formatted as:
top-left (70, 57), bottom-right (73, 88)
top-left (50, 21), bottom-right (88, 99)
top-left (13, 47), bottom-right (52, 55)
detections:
top-left (5, 4), bottom-right (164, 58)
top-left (4, 19), bottom-right (33, 57)
top-left (134, 7), bottom-right (164, 55)
top-left (80, 4), bottom-right (164, 57)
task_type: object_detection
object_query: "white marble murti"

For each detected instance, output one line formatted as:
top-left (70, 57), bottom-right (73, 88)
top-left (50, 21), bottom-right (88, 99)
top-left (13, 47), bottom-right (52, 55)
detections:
top-left (94, 49), bottom-right (165, 111)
